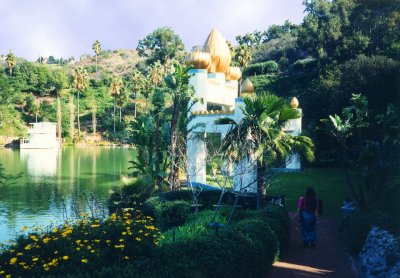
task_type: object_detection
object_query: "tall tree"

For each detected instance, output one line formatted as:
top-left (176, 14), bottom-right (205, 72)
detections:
top-left (110, 77), bottom-right (123, 134)
top-left (137, 27), bottom-right (185, 65)
top-left (5, 51), bottom-right (16, 75)
top-left (92, 40), bottom-right (101, 73)
top-left (216, 93), bottom-right (315, 208)
top-left (164, 63), bottom-right (193, 189)
top-left (74, 67), bottom-right (88, 139)
top-left (51, 69), bottom-right (68, 141)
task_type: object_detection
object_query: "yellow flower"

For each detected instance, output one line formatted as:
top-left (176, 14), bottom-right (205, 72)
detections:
top-left (106, 240), bottom-right (111, 245)
top-left (135, 237), bottom-right (142, 242)
top-left (20, 226), bottom-right (29, 232)
top-left (121, 232), bottom-right (127, 235)
top-left (29, 235), bottom-right (38, 242)
top-left (24, 244), bottom-right (31, 250)
top-left (119, 238), bottom-right (124, 242)
top-left (90, 224), bottom-right (100, 228)
top-left (94, 239), bottom-right (101, 243)
top-left (124, 256), bottom-right (129, 260)
top-left (10, 257), bottom-right (17, 265)
top-left (16, 252), bottom-right (23, 256)
top-left (54, 251), bottom-right (58, 254)
top-left (6, 275), bottom-right (11, 278)
top-left (81, 258), bottom-right (88, 263)
top-left (42, 237), bottom-right (51, 244)
top-left (52, 227), bottom-right (59, 233)
top-left (32, 257), bottom-right (39, 262)
top-left (75, 239), bottom-right (82, 244)
top-left (76, 247), bottom-right (81, 251)
top-left (63, 256), bottom-right (69, 260)
top-left (114, 244), bottom-right (124, 249)
top-left (0, 270), bottom-right (4, 274)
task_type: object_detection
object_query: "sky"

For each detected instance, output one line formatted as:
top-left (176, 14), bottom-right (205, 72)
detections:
top-left (0, 0), bottom-right (306, 61)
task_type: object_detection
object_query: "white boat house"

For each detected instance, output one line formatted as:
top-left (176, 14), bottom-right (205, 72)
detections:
top-left (20, 122), bottom-right (60, 149)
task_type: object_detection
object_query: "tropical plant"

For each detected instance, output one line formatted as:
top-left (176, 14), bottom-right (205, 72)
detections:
top-left (110, 77), bottom-right (123, 134)
top-left (5, 51), bottom-right (17, 75)
top-left (92, 40), bottom-right (101, 73)
top-left (216, 93), bottom-right (315, 208)
top-left (164, 63), bottom-right (194, 189)
top-left (74, 67), bottom-right (88, 139)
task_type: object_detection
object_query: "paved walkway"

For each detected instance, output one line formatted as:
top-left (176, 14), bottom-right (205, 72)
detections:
top-left (266, 212), bottom-right (357, 278)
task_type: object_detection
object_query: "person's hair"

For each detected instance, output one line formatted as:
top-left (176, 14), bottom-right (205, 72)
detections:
top-left (304, 187), bottom-right (317, 211)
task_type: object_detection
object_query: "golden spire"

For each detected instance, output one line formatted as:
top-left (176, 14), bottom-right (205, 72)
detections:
top-left (240, 78), bottom-right (254, 95)
top-left (225, 66), bottom-right (242, 81)
top-left (185, 51), bottom-right (211, 69)
top-left (203, 29), bottom-right (231, 73)
top-left (290, 97), bottom-right (299, 108)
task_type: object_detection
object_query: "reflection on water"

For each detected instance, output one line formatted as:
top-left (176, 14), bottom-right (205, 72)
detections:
top-left (20, 149), bottom-right (59, 177)
top-left (0, 147), bottom-right (136, 243)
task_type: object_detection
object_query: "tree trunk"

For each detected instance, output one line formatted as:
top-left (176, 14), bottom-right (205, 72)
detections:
top-left (92, 103), bottom-right (97, 136)
top-left (95, 55), bottom-right (98, 73)
top-left (154, 113), bottom-right (162, 188)
top-left (119, 107), bottom-right (122, 122)
top-left (113, 97), bottom-right (116, 134)
top-left (69, 94), bottom-right (75, 138)
top-left (256, 160), bottom-right (266, 210)
top-left (77, 91), bottom-right (81, 140)
top-left (169, 93), bottom-right (180, 190)
top-left (57, 95), bottom-right (62, 141)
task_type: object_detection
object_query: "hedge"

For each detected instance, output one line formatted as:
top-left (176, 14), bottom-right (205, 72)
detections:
top-left (243, 61), bottom-right (279, 77)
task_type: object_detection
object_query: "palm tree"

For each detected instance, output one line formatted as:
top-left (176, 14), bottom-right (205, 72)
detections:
top-left (110, 77), bottom-right (123, 134)
top-left (74, 67), bottom-right (88, 139)
top-left (92, 40), bottom-right (101, 73)
top-left (6, 51), bottom-right (17, 75)
top-left (235, 45), bottom-right (252, 96)
top-left (165, 63), bottom-right (192, 189)
top-left (131, 69), bottom-right (145, 117)
top-left (216, 93), bottom-right (315, 209)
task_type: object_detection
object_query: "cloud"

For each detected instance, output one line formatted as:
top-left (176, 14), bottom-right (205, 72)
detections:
top-left (0, 0), bottom-right (305, 61)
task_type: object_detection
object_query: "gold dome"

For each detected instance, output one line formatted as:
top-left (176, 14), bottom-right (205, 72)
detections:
top-left (203, 29), bottom-right (231, 73)
top-left (185, 51), bottom-right (211, 69)
top-left (290, 97), bottom-right (299, 108)
top-left (225, 66), bottom-right (242, 81)
top-left (240, 78), bottom-right (254, 95)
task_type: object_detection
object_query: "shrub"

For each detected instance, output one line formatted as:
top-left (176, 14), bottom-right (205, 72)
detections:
top-left (0, 211), bottom-right (161, 277)
top-left (243, 61), bottom-right (279, 76)
top-left (338, 211), bottom-right (392, 256)
top-left (108, 178), bottom-right (154, 213)
top-left (142, 197), bottom-right (191, 231)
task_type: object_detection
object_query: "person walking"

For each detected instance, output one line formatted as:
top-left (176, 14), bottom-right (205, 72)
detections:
top-left (295, 187), bottom-right (318, 248)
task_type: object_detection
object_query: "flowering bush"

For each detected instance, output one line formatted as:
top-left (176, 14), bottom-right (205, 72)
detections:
top-left (0, 211), bottom-right (162, 277)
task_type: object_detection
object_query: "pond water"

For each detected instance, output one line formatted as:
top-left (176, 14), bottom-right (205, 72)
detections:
top-left (0, 147), bottom-right (136, 244)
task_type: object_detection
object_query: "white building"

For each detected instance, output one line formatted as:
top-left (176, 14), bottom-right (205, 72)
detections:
top-left (186, 29), bottom-right (302, 193)
top-left (20, 122), bottom-right (60, 149)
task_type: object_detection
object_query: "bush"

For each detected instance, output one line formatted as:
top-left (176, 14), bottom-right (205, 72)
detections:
top-left (0, 211), bottom-right (161, 277)
top-left (161, 190), bottom-right (256, 209)
top-left (338, 211), bottom-right (393, 256)
top-left (243, 61), bottom-right (279, 76)
top-left (142, 197), bottom-right (191, 231)
top-left (108, 178), bottom-right (154, 213)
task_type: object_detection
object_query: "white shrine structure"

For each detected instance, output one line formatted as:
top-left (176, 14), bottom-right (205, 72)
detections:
top-left (185, 29), bottom-right (302, 193)
top-left (20, 122), bottom-right (60, 149)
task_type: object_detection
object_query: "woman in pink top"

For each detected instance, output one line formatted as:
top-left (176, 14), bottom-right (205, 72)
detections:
top-left (295, 187), bottom-right (318, 248)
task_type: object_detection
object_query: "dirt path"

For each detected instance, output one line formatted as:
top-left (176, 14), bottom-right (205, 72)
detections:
top-left (266, 212), bottom-right (356, 278)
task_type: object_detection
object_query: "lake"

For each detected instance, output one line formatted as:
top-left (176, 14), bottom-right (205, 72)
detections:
top-left (0, 147), bottom-right (136, 244)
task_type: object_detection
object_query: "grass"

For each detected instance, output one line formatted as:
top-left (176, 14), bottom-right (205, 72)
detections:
top-left (267, 168), bottom-right (353, 219)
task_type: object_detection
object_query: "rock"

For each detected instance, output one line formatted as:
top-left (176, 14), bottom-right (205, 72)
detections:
top-left (359, 226), bottom-right (400, 277)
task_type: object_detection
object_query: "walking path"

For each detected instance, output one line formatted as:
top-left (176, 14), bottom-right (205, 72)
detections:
top-left (266, 212), bottom-right (357, 278)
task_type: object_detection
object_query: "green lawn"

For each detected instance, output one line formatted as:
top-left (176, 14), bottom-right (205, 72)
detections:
top-left (267, 168), bottom-right (352, 219)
